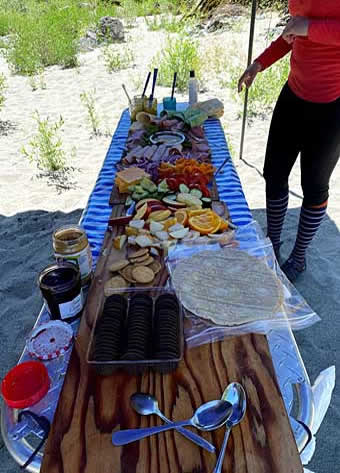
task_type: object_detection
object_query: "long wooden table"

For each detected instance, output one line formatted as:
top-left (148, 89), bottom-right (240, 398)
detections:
top-left (40, 204), bottom-right (303, 473)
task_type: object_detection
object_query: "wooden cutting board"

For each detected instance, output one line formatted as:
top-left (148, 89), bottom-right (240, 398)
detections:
top-left (40, 211), bottom-right (303, 473)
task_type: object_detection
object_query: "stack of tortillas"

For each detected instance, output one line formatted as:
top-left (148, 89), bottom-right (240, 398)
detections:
top-left (171, 247), bottom-right (284, 326)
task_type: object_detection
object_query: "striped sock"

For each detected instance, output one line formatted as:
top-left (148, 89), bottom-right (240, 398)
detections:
top-left (290, 204), bottom-right (327, 268)
top-left (266, 193), bottom-right (289, 248)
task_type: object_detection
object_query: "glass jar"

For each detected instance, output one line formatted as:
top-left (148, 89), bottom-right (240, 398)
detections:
top-left (53, 225), bottom-right (92, 287)
top-left (39, 263), bottom-right (83, 322)
top-left (129, 96), bottom-right (145, 121)
top-left (144, 97), bottom-right (158, 116)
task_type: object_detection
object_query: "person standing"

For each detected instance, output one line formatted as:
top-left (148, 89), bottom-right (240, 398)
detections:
top-left (238, 1), bottom-right (340, 282)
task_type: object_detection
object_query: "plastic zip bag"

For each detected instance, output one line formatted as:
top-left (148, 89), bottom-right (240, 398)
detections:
top-left (166, 220), bottom-right (321, 347)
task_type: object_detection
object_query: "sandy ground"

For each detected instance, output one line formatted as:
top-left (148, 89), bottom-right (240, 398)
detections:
top-left (0, 14), bottom-right (338, 473)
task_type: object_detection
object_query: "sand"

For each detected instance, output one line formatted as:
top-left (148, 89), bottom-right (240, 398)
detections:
top-left (0, 14), bottom-right (338, 473)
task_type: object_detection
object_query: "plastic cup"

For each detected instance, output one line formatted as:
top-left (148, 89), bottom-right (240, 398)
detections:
top-left (1, 361), bottom-right (50, 409)
top-left (163, 97), bottom-right (177, 112)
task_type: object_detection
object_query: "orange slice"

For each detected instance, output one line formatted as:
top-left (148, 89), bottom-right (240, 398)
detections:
top-left (187, 209), bottom-right (211, 218)
top-left (175, 209), bottom-right (188, 226)
top-left (189, 211), bottom-right (221, 235)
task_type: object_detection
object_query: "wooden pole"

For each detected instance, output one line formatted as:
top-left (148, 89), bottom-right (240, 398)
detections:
top-left (239, 0), bottom-right (257, 160)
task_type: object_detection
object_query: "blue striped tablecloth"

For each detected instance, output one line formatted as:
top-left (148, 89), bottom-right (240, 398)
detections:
top-left (80, 110), bottom-right (253, 265)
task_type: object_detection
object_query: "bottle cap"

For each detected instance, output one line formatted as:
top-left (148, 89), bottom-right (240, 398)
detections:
top-left (190, 70), bottom-right (195, 78)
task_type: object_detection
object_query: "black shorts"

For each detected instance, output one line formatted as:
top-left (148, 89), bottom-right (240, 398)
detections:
top-left (263, 82), bottom-right (340, 206)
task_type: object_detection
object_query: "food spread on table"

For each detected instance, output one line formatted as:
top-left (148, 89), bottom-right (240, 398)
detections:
top-left (1, 70), bottom-right (304, 473)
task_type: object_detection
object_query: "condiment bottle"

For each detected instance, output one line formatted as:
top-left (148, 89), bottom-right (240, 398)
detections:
top-left (188, 70), bottom-right (198, 106)
top-left (53, 225), bottom-right (92, 287)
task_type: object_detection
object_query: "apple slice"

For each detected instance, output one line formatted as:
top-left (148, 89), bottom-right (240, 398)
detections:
top-left (148, 210), bottom-right (171, 222)
top-left (133, 203), bottom-right (148, 220)
top-left (136, 199), bottom-right (162, 210)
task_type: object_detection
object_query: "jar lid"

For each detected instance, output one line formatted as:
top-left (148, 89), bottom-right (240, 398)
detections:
top-left (1, 361), bottom-right (50, 409)
top-left (28, 321), bottom-right (73, 360)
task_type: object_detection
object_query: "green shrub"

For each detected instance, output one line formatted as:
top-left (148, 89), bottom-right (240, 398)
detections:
top-left (152, 34), bottom-right (201, 91)
top-left (0, 73), bottom-right (6, 112)
top-left (102, 44), bottom-right (134, 73)
top-left (22, 112), bottom-right (67, 171)
top-left (0, 0), bottom-right (118, 74)
top-left (80, 89), bottom-right (101, 136)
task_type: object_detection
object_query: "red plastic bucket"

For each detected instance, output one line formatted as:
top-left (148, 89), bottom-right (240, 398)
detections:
top-left (1, 361), bottom-right (50, 409)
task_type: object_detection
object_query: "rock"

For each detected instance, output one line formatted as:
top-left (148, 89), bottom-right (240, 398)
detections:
top-left (98, 16), bottom-right (125, 42)
top-left (78, 29), bottom-right (98, 51)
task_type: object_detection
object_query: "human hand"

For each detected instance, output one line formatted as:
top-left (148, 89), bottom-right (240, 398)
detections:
top-left (238, 61), bottom-right (262, 93)
top-left (282, 16), bottom-right (309, 42)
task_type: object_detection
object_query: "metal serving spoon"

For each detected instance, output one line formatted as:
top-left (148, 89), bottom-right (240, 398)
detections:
top-left (213, 383), bottom-right (247, 473)
top-left (112, 399), bottom-right (232, 447)
top-left (130, 393), bottom-right (216, 453)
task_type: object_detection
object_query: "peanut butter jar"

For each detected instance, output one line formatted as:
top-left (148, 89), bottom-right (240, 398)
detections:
top-left (53, 225), bottom-right (92, 286)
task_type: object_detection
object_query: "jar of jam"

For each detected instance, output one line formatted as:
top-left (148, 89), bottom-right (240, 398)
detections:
top-left (53, 225), bottom-right (92, 287)
top-left (39, 263), bottom-right (83, 322)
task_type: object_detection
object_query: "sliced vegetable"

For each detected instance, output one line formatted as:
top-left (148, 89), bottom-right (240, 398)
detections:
top-left (162, 197), bottom-right (186, 208)
top-left (190, 188), bottom-right (203, 199)
top-left (158, 179), bottom-right (169, 193)
top-left (177, 193), bottom-right (202, 209)
top-left (201, 197), bottom-right (212, 208)
top-left (140, 178), bottom-right (157, 193)
top-left (179, 183), bottom-right (190, 193)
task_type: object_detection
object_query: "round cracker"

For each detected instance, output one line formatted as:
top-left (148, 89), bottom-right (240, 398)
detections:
top-left (129, 253), bottom-right (151, 264)
top-left (149, 260), bottom-right (161, 274)
top-left (104, 276), bottom-right (130, 296)
top-left (132, 266), bottom-right (155, 284)
top-left (119, 265), bottom-right (136, 283)
top-left (109, 259), bottom-right (129, 273)
top-left (133, 256), bottom-right (154, 266)
top-left (129, 248), bottom-right (149, 259)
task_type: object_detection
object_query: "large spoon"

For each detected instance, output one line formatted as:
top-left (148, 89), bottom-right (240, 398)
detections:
top-left (112, 399), bottom-right (232, 446)
top-left (213, 383), bottom-right (247, 473)
top-left (131, 393), bottom-right (216, 453)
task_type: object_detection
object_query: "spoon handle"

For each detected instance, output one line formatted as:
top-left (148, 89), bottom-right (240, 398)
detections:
top-left (213, 427), bottom-right (231, 473)
top-left (157, 412), bottom-right (215, 453)
top-left (112, 420), bottom-right (190, 446)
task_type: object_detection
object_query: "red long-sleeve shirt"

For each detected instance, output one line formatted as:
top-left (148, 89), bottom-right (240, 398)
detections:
top-left (255, 0), bottom-right (340, 103)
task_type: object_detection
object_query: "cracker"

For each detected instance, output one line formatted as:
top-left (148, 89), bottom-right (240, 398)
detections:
top-left (104, 276), bottom-right (130, 296)
top-left (119, 265), bottom-right (136, 283)
top-left (129, 253), bottom-right (150, 264)
top-left (132, 266), bottom-right (155, 284)
top-left (109, 259), bottom-right (129, 273)
top-left (129, 248), bottom-right (149, 259)
top-left (133, 256), bottom-right (154, 266)
top-left (149, 261), bottom-right (161, 274)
